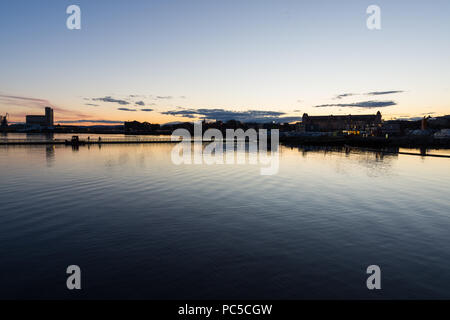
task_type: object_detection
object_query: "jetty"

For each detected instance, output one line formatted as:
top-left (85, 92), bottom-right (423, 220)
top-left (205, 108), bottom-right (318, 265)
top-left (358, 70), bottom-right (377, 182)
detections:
top-left (0, 136), bottom-right (183, 146)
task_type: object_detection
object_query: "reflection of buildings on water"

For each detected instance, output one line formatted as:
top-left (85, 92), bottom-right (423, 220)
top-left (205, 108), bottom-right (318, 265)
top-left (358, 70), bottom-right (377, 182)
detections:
top-left (287, 145), bottom-right (398, 177)
top-left (292, 145), bottom-right (400, 158)
top-left (23, 132), bottom-right (55, 141)
top-left (45, 146), bottom-right (55, 167)
top-left (356, 152), bottom-right (396, 177)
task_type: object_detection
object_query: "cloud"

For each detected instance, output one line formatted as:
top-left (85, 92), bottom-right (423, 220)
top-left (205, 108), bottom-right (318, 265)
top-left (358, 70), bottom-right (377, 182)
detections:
top-left (0, 94), bottom-right (53, 107)
top-left (313, 100), bottom-right (396, 109)
top-left (118, 107), bottom-right (137, 112)
top-left (56, 120), bottom-right (124, 124)
top-left (393, 117), bottom-right (423, 121)
top-left (156, 96), bottom-right (173, 99)
top-left (129, 94), bottom-right (146, 98)
top-left (366, 90), bottom-right (404, 96)
top-left (135, 101), bottom-right (145, 106)
top-left (162, 108), bottom-right (301, 123)
top-left (162, 121), bottom-right (185, 126)
top-left (332, 90), bottom-right (403, 100)
top-left (141, 109), bottom-right (153, 112)
top-left (85, 103), bottom-right (100, 107)
top-left (0, 94), bottom-right (89, 118)
top-left (334, 93), bottom-right (357, 100)
top-left (93, 96), bottom-right (130, 105)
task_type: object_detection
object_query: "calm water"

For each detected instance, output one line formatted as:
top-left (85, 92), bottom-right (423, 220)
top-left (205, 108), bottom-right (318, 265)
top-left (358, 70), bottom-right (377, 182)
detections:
top-left (0, 136), bottom-right (450, 299)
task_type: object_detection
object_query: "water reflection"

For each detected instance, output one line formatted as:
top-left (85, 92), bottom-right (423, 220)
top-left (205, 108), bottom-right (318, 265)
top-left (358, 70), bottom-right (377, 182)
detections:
top-left (45, 145), bottom-right (55, 167)
top-left (0, 142), bottom-right (449, 299)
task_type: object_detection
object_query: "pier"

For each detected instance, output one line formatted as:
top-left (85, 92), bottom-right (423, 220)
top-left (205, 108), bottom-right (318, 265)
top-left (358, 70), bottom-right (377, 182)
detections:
top-left (0, 136), bottom-right (183, 146)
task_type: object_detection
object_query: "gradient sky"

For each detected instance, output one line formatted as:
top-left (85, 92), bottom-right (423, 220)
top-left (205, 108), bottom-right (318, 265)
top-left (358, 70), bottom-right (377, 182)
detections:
top-left (0, 0), bottom-right (449, 124)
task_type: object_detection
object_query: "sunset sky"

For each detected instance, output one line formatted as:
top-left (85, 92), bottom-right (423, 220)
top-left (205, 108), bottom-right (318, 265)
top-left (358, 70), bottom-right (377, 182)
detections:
top-left (1, 0), bottom-right (449, 125)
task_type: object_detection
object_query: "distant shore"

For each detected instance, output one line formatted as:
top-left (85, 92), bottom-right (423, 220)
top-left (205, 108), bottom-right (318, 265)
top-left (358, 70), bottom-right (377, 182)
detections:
top-left (1, 132), bottom-right (450, 150)
top-left (280, 135), bottom-right (450, 149)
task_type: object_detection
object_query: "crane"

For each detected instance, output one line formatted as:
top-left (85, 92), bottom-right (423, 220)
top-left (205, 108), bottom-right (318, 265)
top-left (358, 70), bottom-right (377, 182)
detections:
top-left (1, 113), bottom-right (8, 128)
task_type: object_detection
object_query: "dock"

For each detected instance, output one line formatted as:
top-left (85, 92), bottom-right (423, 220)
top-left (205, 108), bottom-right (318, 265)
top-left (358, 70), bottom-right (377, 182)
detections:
top-left (0, 137), bottom-right (183, 146)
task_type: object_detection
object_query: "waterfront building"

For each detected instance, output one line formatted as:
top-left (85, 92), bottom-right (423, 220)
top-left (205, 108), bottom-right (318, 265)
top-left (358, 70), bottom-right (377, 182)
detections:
top-left (302, 111), bottom-right (382, 134)
top-left (0, 114), bottom-right (7, 128)
top-left (26, 107), bottom-right (54, 128)
top-left (124, 121), bottom-right (160, 133)
top-left (421, 116), bottom-right (428, 131)
top-left (381, 122), bottom-right (402, 136)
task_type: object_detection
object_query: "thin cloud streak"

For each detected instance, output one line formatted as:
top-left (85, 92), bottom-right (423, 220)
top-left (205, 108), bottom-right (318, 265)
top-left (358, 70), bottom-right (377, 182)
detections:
top-left (93, 96), bottom-right (130, 105)
top-left (334, 93), bottom-right (357, 100)
top-left (0, 94), bottom-right (89, 118)
top-left (156, 96), bottom-right (173, 99)
top-left (366, 90), bottom-right (404, 96)
top-left (314, 100), bottom-right (396, 109)
top-left (332, 90), bottom-right (404, 100)
top-left (56, 120), bottom-right (124, 124)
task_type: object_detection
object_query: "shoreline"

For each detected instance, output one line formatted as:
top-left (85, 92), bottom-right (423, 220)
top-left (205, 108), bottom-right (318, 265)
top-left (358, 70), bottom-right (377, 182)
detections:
top-left (1, 134), bottom-right (450, 148)
top-left (1, 136), bottom-right (450, 158)
top-left (280, 135), bottom-right (450, 149)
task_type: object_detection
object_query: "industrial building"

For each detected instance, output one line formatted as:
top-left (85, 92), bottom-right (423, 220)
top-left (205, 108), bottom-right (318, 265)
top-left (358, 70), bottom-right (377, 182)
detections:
top-left (0, 114), bottom-right (8, 129)
top-left (26, 107), bottom-right (54, 128)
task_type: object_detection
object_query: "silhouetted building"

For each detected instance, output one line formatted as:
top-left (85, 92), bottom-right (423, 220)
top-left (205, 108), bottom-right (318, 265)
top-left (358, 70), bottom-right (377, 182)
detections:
top-left (421, 116), bottom-right (428, 130)
top-left (381, 121), bottom-right (402, 136)
top-left (302, 111), bottom-right (382, 134)
top-left (124, 121), bottom-right (160, 132)
top-left (26, 107), bottom-right (54, 128)
top-left (0, 114), bottom-right (7, 128)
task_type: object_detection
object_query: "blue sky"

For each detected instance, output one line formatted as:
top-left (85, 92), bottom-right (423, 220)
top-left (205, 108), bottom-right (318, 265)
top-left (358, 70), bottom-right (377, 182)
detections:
top-left (0, 0), bottom-right (449, 124)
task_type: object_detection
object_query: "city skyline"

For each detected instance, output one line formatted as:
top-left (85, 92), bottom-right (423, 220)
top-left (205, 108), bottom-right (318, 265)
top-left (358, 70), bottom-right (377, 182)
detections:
top-left (1, 0), bottom-right (449, 125)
